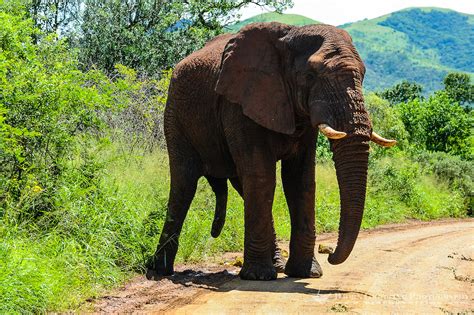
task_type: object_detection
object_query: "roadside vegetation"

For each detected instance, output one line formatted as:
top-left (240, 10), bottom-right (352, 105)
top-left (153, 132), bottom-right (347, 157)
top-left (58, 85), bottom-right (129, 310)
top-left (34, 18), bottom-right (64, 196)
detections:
top-left (0, 1), bottom-right (472, 312)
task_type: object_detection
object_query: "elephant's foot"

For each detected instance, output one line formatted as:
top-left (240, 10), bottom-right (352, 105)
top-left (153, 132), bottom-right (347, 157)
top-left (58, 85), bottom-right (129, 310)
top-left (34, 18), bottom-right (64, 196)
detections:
top-left (284, 256), bottom-right (323, 278)
top-left (240, 261), bottom-right (277, 281)
top-left (273, 249), bottom-right (287, 273)
top-left (145, 253), bottom-right (174, 280)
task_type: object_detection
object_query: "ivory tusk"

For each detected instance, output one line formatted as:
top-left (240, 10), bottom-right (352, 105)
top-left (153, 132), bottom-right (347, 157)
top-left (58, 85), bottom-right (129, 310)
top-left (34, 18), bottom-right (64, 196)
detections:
top-left (318, 124), bottom-right (347, 139)
top-left (371, 131), bottom-right (397, 147)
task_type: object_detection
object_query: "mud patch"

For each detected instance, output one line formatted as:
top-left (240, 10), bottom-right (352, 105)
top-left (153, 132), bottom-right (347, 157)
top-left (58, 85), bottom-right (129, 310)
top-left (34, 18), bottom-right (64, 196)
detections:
top-left (90, 265), bottom-right (238, 313)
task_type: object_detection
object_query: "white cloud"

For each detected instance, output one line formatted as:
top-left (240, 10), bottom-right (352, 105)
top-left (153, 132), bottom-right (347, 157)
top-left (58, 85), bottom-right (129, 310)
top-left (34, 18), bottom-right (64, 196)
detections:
top-left (240, 0), bottom-right (474, 25)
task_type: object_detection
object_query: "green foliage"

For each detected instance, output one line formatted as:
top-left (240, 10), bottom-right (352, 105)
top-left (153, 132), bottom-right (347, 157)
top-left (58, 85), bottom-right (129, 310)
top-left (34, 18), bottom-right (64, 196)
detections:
top-left (414, 151), bottom-right (473, 212)
top-left (342, 8), bottom-right (474, 94)
top-left (0, 11), bottom-right (170, 311)
top-left (443, 72), bottom-right (474, 105)
top-left (0, 11), bottom-right (112, 217)
top-left (29, 0), bottom-right (82, 38)
top-left (377, 80), bottom-right (423, 105)
top-left (379, 8), bottom-right (473, 72)
top-left (98, 65), bottom-right (171, 152)
top-left (79, 0), bottom-right (292, 73)
top-left (364, 93), bottom-right (408, 155)
top-left (367, 155), bottom-right (465, 221)
top-left (398, 92), bottom-right (472, 158)
top-left (316, 133), bottom-right (332, 162)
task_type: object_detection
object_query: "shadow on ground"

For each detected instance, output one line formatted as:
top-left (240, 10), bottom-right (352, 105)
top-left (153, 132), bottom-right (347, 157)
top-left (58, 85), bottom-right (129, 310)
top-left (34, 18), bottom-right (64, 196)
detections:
top-left (153, 269), bottom-right (370, 297)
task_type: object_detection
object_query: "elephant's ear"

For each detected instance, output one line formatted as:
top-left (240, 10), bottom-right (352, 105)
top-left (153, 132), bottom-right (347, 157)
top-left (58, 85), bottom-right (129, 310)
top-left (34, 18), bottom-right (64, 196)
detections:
top-left (215, 23), bottom-right (295, 135)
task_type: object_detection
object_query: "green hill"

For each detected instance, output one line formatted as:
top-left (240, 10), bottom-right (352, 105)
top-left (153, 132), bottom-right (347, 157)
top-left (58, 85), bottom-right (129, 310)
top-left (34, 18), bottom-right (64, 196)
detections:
top-left (228, 8), bottom-right (474, 94)
top-left (341, 7), bottom-right (474, 93)
top-left (226, 12), bottom-right (318, 32)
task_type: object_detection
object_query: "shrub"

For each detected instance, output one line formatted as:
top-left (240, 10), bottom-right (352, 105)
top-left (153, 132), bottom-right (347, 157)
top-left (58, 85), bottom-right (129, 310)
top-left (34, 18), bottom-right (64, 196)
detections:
top-left (368, 156), bottom-right (467, 219)
top-left (365, 93), bottom-right (409, 157)
top-left (414, 151), bottom-right (473, 213)
top-left (0, 10), bottom-right (169, 222)
top-left (0, 11), bottom-right (115, 219)
top-left (398, 92), bottom-right (472, 158)
top-left (443, 72), bottom-right (474, 105)
top-left (369, 158), bottom-right (420, 206)
top-left (100, 65), bottom-right (171, 152)
top-left (377, 80), bottom-right (424, 105)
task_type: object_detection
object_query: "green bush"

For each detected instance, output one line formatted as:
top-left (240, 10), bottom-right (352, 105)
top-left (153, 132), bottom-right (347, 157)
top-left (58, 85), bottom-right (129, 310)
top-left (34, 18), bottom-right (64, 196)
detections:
top-left (368, 155), bottom-right (466, 220)
top-left (0, 10), bottom-right (170, 222)
top-left (0, 11), bottom-right (112, 218)
top-left (377, 80), bottom-right (423, 105)
top-left (370, 157), bottom-right (420, 206)
top-left (364, 93), bottom-right (409, 157)
top-left (101, 65), bottom-right (171, 152)
top-left (414, 151), bottom-right (473, 213)
top-left (398, 92), bottom-right (472, 158)
top-left (443, 72), bottom-right (474, 105)
top-left (0, 10), bottom-right (171, 312)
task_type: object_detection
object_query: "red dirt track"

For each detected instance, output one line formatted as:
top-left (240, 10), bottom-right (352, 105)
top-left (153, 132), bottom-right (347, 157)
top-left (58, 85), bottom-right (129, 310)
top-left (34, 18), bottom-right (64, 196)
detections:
top-left (93, 219), bottom-right (473, 314)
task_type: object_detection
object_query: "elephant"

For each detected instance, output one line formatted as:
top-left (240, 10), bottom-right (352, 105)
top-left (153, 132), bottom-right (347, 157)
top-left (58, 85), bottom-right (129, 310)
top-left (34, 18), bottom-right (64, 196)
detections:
top-left (146, 22), bottom-right (395, 281)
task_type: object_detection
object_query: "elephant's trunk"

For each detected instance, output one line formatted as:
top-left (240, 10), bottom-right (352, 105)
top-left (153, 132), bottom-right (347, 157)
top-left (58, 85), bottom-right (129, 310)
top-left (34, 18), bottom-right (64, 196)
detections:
top-left (328, 138), bottom-right (369, 265)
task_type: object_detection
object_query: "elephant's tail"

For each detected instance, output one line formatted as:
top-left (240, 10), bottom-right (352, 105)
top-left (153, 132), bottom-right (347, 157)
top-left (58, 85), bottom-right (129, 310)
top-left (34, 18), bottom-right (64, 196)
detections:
top-left (206, 177), bottom-right (228, 238)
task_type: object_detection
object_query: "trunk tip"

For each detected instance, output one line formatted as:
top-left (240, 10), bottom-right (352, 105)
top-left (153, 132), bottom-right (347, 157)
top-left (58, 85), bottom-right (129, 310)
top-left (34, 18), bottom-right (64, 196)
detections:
top-left (327, 253), bottom-right (348, 265)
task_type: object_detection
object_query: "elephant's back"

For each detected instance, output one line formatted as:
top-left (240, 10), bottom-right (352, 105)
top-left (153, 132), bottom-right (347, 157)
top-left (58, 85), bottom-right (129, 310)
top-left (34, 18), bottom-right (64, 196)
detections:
top-left (167, 32), bottom-right (234, 121)
top-left (172, 33), bottom-right (234, 87)
top-left (165, 33), bottom-right (237, 178)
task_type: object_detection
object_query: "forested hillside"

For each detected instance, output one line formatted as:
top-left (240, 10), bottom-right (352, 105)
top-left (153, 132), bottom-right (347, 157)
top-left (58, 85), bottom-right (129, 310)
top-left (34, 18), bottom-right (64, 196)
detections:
top-left (230, 8), bottom-right (474, 93)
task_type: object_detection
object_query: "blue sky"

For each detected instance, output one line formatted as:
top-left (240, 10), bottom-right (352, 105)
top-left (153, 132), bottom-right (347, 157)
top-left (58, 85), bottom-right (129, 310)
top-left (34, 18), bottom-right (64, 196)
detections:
top-left (240, 0), bottom-right (474, 25)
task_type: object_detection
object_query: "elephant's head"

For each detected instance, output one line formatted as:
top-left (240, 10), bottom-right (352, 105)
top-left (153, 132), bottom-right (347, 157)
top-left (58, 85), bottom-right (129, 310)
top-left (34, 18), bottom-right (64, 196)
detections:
top-left (215, 22), bottom-right (395, 265)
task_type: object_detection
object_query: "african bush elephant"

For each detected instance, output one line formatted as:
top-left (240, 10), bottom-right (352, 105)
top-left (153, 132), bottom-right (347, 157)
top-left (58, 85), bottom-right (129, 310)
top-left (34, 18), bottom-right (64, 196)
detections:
top-left (146, 22), bottom-right (395, 281)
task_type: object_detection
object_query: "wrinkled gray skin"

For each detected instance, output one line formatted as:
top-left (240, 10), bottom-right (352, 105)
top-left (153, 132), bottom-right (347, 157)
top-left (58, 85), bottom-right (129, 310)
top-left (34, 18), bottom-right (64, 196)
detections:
top-left (146, 22), bottom-right (372, 281)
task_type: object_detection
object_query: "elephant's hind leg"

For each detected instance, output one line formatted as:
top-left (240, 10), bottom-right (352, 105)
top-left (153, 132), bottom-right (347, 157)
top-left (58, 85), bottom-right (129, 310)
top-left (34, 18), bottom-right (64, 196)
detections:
top-left (146, 146), bottom-right (201, 279)
top-left (206, 176), bottom-right (228, 238)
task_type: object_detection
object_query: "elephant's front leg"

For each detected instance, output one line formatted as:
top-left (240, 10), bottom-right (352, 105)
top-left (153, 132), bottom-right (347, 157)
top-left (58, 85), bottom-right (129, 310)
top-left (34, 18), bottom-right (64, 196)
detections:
top-left (282, 135), bottom-right (323, 278)
top-left (230, 177), bottom-right (286, 273)
top-left (239, 167), bottom-right (278, 281)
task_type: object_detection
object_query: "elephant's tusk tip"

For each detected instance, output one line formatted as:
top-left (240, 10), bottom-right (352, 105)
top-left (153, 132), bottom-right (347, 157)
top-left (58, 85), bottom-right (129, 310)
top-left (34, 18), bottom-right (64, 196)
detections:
top-left (370, 131), bottom-right (397, 147)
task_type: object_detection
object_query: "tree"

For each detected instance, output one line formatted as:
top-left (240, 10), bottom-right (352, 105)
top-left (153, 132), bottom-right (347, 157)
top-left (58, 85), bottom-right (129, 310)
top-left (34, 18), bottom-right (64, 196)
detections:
top-left (364, 93), bottom-right (408, 155)
top-left (30, 0), bottom-right (82, 36)
top-left (443, 72), bottom-right (474, 105)
top-left (5, 0), bottom-right (293, 73)
top-left (0, 10), bottom-right (111, 212)
top-left (398, 92), bottom-right (472, 159)
top-left (79, 0), bottom-right (292, 74)
top-left (378, 80), bottom-right (423, 105)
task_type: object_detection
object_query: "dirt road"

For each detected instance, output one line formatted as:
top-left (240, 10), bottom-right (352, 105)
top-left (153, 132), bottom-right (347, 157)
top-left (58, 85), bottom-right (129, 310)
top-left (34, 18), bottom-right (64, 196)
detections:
top-left (93, 219), bottom-right (473, 314)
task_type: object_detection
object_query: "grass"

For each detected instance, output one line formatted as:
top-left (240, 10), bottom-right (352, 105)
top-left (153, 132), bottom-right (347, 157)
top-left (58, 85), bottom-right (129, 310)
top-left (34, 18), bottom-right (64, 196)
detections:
top-left (0, 144), bottom-right (468, 312)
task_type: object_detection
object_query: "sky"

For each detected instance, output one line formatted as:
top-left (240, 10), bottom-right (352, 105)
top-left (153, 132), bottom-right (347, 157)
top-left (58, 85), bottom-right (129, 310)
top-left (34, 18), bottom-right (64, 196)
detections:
top-left (239, 0), bottom-right (474, 26)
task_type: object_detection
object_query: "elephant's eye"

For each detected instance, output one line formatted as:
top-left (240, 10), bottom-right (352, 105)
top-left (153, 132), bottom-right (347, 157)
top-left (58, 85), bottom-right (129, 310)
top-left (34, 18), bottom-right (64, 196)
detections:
top-left (306, 72), bottom-right (316, 82)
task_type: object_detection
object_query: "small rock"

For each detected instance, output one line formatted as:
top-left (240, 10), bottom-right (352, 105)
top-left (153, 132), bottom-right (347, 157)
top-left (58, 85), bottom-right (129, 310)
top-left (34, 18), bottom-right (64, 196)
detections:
top-left (231, 257), bottom-right (244, 267)
top-left (318, 244), bottom-right (334, 254)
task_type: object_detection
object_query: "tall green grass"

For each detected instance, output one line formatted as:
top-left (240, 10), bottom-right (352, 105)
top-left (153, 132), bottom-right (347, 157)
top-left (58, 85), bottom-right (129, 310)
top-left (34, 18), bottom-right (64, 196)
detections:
top-left (0, 145), bottom-right (468, 312)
